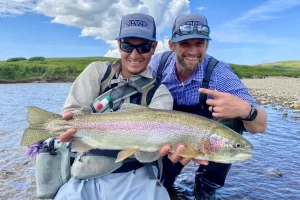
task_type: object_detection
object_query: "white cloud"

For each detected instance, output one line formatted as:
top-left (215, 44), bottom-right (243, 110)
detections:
top-left (209, 41), bottom-right (300, 65)
top-left (32, 0), bottom-right (190, 54)
top-left (104, 49), bottom-right (120, 58)
top-left (156, 38), bottom-right (171, 53)
top-left (0, 0), bottom-right (36, 17)
top-left (228, 0), bottom-right (300, 27)
top-left (213, 0), bottom-right (300, 44)
top-left (32, 0), bottom-right (190, 41)
top-left (0, 0), bottom-right (189, 38)
top-left (196, 6), bottom-right (207, 11)
top-left (0, 0), bottom-right (190, 56)
top-left (104, 40), bottom-right (119, 58)
top-left (1, 0), bottom-right (300, 64)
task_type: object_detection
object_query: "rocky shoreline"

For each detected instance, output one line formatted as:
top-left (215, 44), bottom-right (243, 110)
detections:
top-left (242, 77), bottom-right (300, 120)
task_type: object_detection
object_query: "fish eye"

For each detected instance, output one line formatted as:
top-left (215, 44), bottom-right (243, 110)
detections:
top-left (235, 143), bottom-right (242, 148)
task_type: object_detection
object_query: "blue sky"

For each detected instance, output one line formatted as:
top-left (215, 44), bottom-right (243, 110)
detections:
top-left (0, 0), bottom-right (300, 65)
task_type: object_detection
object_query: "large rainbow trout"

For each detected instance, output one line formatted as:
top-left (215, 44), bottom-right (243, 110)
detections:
top-left (21, 103), bottom-right (253, 164)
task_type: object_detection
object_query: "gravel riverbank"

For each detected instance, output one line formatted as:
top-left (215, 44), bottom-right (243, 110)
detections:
top-left (242, 77), bottom-right (300, 120)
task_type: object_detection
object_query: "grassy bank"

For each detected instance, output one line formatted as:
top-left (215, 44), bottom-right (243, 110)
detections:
top-left (0, 56), bottom-right (299, 83)
top-left (0, 57), bottom-right (118, 83)
top-left (230, 62), bottom-right (300, 78)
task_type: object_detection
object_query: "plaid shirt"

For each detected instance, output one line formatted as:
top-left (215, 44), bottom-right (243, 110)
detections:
top-left (149, 52), bottom-right (258, 107)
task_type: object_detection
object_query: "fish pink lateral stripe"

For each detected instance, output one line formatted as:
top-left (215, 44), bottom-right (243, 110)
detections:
top-left (74, 122), bottom-right (189, 131)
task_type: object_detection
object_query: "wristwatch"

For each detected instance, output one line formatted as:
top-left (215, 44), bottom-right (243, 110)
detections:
top-left (240, 104), bottom-right (258, 121)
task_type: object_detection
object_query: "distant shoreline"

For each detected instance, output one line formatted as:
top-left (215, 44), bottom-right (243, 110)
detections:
top-left (0, 77), bottom-right (74, 84)
top-left (1, 76), bottom-right (299, 84)
top-left (1, 57), bottom-right (300, 83)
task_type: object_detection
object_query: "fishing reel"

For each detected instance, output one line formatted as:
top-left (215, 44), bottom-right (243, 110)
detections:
top-left (38, 137), bottom-right (71, 155)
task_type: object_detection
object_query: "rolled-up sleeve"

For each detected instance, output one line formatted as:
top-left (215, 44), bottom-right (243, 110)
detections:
top-left (148, 84), bottom-right (174, 110)
top-left (62, 62), bottom-right (108, 114)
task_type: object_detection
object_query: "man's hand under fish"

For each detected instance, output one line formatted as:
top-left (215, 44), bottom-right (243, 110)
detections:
top-left (58, 111), bottom-right (209, 166)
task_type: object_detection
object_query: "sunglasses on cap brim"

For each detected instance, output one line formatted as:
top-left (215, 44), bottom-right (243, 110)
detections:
top-left (173, 24), bottom-right (210, 37)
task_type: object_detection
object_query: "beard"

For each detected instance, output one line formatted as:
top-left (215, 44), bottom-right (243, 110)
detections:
top-left (176, 54), bottom-right (203, 72)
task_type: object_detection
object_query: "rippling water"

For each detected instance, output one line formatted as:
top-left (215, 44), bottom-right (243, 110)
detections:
top-left (0, 83), bottom-right (299, 200)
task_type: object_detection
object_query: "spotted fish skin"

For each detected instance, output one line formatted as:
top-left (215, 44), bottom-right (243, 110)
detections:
top-left (21, 103), bottom-right (253, 164)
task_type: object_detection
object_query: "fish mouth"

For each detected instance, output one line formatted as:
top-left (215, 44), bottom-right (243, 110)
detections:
top-left (236, 143), bottom-right (253, 161)
top-left (194, 152), bottom-right (253, 164)
top-left (231, 152), bottom-right (253, 161)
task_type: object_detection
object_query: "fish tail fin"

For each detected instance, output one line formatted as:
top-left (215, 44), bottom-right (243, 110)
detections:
top-left (21, 128), bottom-right (51, 147)
top-left (21, 106), bottom-right (60, 147)
top-left (26, 106), bottom-right (60, 126)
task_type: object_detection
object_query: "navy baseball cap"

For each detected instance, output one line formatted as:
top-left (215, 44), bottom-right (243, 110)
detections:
top-left (115, 13), bottom-right (156, 41)
top-left (171, 14), bottom-right (212, 42)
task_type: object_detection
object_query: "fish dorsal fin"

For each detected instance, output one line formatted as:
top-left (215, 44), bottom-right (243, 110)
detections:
top-left (119, 103), bottom-right (148, 111)
top-left (26, 106), bottom-right (60, 125)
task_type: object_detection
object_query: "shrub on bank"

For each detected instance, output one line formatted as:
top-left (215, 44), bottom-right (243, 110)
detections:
top-left (0, 65), bottom-right (16, 79)
top-left (6, 57), bottom-right (27, 62)
top-left (29, 56), bottom-right (46, 61)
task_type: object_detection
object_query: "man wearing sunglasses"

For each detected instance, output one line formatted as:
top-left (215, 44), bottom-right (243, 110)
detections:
top-left (150, 14), bottom-right (267, 200)
top-left (52, 13), bottom-right (174, 200)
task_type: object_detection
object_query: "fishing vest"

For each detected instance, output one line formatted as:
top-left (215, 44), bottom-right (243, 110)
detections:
top-left (156, 51), bottom-right (245, 135)
top-left (92, 63), bottom-right (160, 112)
top-left (34, 63), bottom-right (163, 199)
top-left (71, 63), bottom-right (162, 181)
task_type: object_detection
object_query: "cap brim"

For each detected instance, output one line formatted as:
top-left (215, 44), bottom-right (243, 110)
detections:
top-left (115, 33), bottom-right (156, 41)
top-left (171, 34), bottom-right (211, 42)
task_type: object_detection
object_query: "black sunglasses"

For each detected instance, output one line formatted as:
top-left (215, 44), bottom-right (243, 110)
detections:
top-left (173, 24), bottom-right (210, 37)
top-left (119, 41), bottom-right (153, 54)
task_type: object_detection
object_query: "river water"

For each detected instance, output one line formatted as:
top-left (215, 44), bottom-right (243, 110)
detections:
top-left (0, 83), bottom-right (299, 200)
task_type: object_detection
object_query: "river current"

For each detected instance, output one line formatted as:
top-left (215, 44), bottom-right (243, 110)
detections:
top-left (0, 83), bottom-right (299, 200)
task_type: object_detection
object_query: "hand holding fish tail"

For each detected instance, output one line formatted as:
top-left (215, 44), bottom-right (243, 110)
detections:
top-left (58, 111), bottom-right (76, 142)
top-left (159, 144), bottom-right (209, 166)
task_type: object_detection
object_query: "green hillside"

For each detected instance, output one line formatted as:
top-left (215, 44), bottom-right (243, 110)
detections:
top-left (254, 61), bottom-right (300, 69)
top-left (0, 57), bottom-right (299, 83)
top-left (0, 57), bottom-right (118, 83)
top-left (230, 60), bottom-right (300, 78)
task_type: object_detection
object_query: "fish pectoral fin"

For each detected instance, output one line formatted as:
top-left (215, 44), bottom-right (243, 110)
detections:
top-left (71, 137), bottom-right (94, 153)
top-left (134, 151), bottom-right (161, 163)
top-left (116, 149), bottom-right (138, 163)
top-left (193, 154), bottom-right (209, 160)
top-left (180, 144), bottom-right (200, 158)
